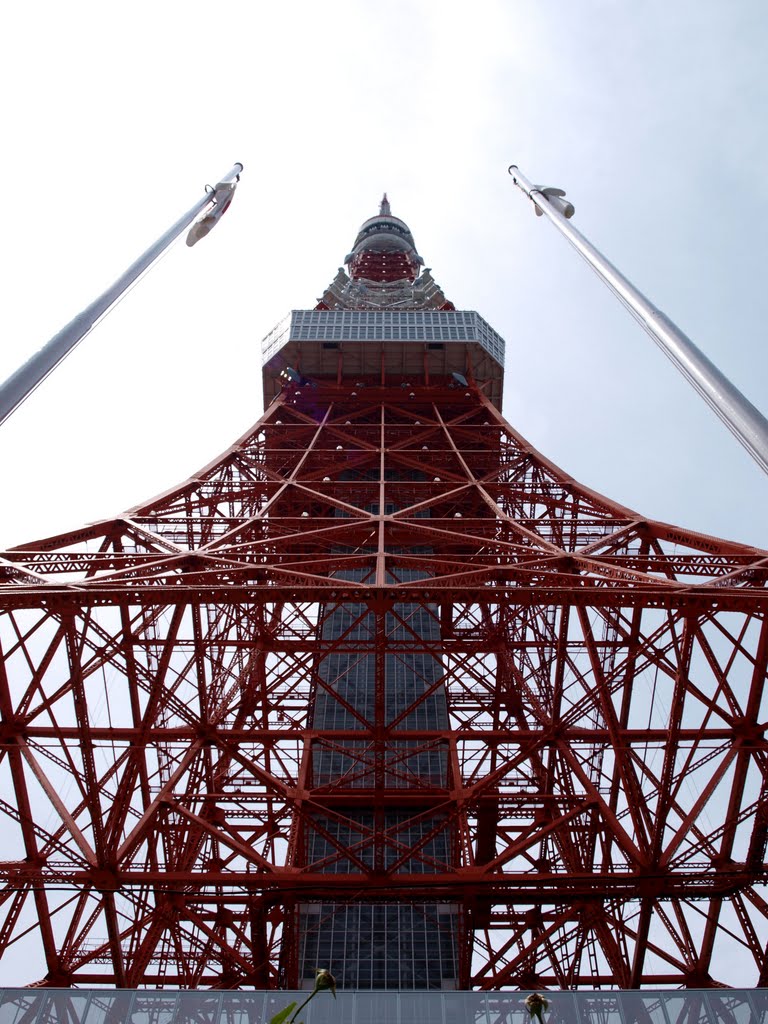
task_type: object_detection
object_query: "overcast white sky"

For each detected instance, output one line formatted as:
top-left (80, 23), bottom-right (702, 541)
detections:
top-left (0, 1), bottom-right (767, 989)
top-left (1, 0), bottom-right (767, 550)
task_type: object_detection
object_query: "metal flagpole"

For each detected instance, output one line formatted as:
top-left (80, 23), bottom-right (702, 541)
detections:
top-left (0, 161), bottom-right (243, 428)
top-left (508, 163), bottom-right (768, 477)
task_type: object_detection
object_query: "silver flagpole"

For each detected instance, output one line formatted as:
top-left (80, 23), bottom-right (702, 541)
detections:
top-left (0, 161), bottom-right (243, 428)
top-left (508, 163), bottom-right (768, 477)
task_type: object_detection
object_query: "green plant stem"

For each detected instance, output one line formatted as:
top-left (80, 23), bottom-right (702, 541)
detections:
top-left (288, 989), bottom-right (317, 1024)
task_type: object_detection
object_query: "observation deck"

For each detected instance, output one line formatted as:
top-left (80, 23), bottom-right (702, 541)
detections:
top-left (261, 309), bottom-right (505, 410)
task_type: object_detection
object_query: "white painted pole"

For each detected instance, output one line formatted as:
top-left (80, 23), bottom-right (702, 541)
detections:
top-left (0, 162), bottom-right (243, 428)
top-left (509, 164), bottom-right (768, 477)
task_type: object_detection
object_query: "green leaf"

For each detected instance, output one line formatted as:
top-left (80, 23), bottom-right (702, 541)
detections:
top-left (269, 1002), bottom-right (297, 1024)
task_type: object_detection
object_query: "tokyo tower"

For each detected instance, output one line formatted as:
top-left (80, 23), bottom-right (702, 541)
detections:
top-left (1, 196), bottom-right (768, 991)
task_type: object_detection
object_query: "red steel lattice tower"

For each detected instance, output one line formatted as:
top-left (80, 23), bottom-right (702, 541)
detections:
top-left (1, 198), bottom-right (768, 990)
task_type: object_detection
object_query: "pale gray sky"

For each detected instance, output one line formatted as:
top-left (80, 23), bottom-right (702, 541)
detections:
top-left (0, 0), bottom-right (768, 988)
top-left (1, 0), bottom-right (767, 549)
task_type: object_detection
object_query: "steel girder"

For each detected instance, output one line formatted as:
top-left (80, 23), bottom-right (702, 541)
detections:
top-left (0, 383), bottom-right (767, 988)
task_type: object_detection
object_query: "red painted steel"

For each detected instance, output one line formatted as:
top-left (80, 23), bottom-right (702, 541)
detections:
top-left (348, 249), bottom-right (420, 282)
top-left (2, 195), bottom-right (768, 989)
top-left (0, 380), bottom-right (767, 988)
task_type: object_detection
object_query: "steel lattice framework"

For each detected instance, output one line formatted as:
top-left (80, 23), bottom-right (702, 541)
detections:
top-left (1, 199), bottom-right (768, 990)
